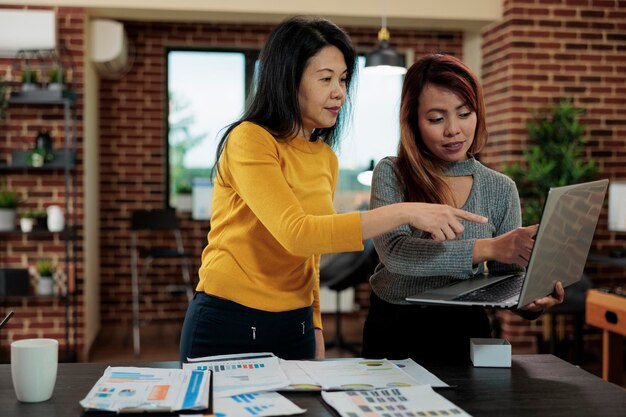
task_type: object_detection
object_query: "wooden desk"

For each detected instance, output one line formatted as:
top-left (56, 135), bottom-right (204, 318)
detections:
top-left (586, 289), bottom-right (626, 385)
top-left (1, 355), bottom-right (625, 417)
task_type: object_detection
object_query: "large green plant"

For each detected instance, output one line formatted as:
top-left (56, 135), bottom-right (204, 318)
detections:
top-left (503, 100), bottom-right (597, 225)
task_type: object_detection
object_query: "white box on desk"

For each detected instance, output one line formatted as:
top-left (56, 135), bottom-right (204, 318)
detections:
top-left (470, 338), bottom-right (511, 368)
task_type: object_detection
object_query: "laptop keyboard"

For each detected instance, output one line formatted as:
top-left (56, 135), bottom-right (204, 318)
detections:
top-left (454, 274), bottom-right (525, 303)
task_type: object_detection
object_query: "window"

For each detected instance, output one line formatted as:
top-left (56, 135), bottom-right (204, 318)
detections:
top-left (166, 49), bottom-right (257, 207)
top-left (166, 51), bottom-right (403, 211)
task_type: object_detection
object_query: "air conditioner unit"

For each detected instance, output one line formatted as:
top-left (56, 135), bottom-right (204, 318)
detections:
top-left (0, 10), bottom-right (56, 57)
top-left (90, 19), bottom-right (131, 76)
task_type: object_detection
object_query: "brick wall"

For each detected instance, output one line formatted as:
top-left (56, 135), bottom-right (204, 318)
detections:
top-left (0, 6), bottom-right (85, 361)
top-left (4, 1), bottom-right (621, 360)
top-left (480, 0), bottom-right (626, 352)
top-left (98, 20), bottom-right (463, 338)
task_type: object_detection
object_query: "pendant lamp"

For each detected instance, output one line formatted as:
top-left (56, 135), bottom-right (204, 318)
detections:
top-left (364, 6), bottom-right (406, 75)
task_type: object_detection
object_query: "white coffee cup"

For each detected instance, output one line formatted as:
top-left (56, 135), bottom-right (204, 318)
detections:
top-left (11, 338), bottom-right (58, 402)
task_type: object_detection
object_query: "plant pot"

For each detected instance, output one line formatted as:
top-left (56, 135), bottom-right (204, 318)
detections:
top-left (33, 216), bottom-right (48, 232)
top-left (176, 194), bottom-right (192, 212)
top-left (48, 82), bottom-right (63, 91)
top-left (0, 208), bottom-right (16, 231)
top-left (20, 218), bottom-right (34, 233)
top-left (38, 276), bottom-right (54, 296)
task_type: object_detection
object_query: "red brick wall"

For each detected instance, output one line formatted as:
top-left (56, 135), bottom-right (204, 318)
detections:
top-left (98, 20), bottom-right (463, 334)
top-left (480, 0), bottom-right (626, 352)
top-left (0, 6), bottom-right (85, 361)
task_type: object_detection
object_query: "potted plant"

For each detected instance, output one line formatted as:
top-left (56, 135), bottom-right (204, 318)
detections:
top-left (0, 186), bottom-right (22, 231)
top-left (31, 209), bottom-right (48, 231)
top-left (19, 210), bottom-right (36, 233)
top-left (176, 182), bottom-right (193, 212)
top-left (21, 67), bottom-right (39, 92)
top-left (503, 99), bottom-right (597, 224)
top-left (35, 259), bottom-right (56, 296)
top-left (48, 65), bottom-right (64, 91)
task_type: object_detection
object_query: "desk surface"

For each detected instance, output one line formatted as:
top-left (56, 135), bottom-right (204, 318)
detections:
top-left (1, 355), bottom-right (625, 417)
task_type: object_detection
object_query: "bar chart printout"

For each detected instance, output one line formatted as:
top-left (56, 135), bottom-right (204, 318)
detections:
top-left (214, 392), bottom-right (306, 417)
top-left (322, 385), bottom-right (472, 417)
top-left (183, 353), bottom-right (290, 397)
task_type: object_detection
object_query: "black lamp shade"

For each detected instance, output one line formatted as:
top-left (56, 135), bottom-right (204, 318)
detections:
top-left (365, 40), bottom-right (405, 68)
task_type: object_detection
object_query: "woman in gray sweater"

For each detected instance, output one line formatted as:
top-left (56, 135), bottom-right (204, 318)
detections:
top-left (362, 54), bottom-right (564, 362)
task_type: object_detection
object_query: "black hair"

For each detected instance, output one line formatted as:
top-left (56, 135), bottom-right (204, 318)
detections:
top-left (212, 16), bottom-right (357, 179)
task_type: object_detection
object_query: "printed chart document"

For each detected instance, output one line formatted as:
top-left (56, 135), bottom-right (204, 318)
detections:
top-left (214, 392), bottom-right (306, 417)
top-left (183, 353), bottom-right (290, 398)
top-left (79, 367), bottom-right (211, 413)
top-left (389, 358), bottom-right (449, 388)
top-left (289, 358), bottom-right (420, 390)
top-left (322, 385), bottom-right (472, 417)
top-left (280, 358), bottom-right (448, 390)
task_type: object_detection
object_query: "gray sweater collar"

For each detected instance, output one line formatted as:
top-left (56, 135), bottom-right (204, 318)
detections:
top-left (443, 155), bottom-right (478, 177)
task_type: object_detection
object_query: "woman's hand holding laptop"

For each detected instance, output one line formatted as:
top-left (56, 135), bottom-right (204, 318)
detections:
top-left (520, 281), bottom-right (565, 312)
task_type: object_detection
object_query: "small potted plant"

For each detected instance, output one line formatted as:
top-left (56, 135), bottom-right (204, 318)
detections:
top-left (0, 186), bottom-right (22, 231)
top-left (48, 65), bottom-right (64, 91)
top-left (35, 259), bottom-right (56, 296)
top-left (176, 182), bottom-right (193, 212)
top-left (21, 67), bottom-right (39, 92)
top-left (31, 209), bottom-right (48, 231)
top-left (19, 210), bottom-right (36, 233)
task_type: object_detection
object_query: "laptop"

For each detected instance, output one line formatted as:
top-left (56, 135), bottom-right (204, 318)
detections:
top-left (406, 179), bottom-right (609, 309)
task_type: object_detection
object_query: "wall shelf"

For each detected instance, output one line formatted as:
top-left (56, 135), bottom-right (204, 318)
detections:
top-left (0, 149), bottom-right (76, 171)
top-left (0, 89), bottom-right (79, 362)
top-left (8, 90), bottom-right (76, 105)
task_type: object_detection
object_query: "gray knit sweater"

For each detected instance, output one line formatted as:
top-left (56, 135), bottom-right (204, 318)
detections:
top-left (369, 156), bottom-right (524, 304)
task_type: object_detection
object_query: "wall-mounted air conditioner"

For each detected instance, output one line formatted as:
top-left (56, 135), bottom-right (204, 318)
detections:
top-left (0, 10), bottom-right (56, 57)
top-left (90, 19), bottom-right (132, 76)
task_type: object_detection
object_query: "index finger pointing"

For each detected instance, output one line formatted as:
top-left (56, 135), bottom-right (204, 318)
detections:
top-left (454, 208), bottom-right (488, 224)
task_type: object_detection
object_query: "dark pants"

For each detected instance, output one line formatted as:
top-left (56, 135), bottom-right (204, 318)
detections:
top-left (362, 291), bottom-right (491, 364)
top-left (179, 292), bottom-right (316, 362)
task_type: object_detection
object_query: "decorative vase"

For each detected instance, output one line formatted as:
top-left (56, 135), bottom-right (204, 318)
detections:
top-left (0, 208), bottom-right (16, 231)
top-left (46, 205), bottom-right (64, 232)
top-left (38, 276), bottom-right (54, 296)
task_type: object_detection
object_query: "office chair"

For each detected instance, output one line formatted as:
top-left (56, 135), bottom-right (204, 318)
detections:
top-left (319, 239), bottom-right (377, 354)
top-left (130, 208), bottom-right (194, 357)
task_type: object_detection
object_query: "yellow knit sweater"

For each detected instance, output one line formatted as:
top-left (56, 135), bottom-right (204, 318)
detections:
top-left (197, 122), bottom-right (363, 329)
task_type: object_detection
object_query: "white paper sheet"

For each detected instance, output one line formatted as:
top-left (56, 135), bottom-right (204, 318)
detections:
top-left (322, 385), bottom-right (472, 417)
top-left (79, 367), bottom-right (210, 413)
top-left (214, 391), bottom-right (306, 417)
top-left (290, 358), bottom-right (420, 390)
top-left (183, 353), bottom-right (290, 398)
top-left (389, 358), bottom-right (449, 388)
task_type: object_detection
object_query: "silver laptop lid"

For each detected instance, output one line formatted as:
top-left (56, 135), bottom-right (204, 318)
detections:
top-left (518, 179), bottom-right (608, 306)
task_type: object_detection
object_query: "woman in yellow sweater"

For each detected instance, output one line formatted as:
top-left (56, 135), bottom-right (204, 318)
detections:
top-left (179, 16), bottom-right (487, 361)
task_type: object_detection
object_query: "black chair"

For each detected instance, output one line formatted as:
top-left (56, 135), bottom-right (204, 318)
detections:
top-left (130, 209), bottom-right (194, 357)
top-left (319, 239), bottom-right (377, 354)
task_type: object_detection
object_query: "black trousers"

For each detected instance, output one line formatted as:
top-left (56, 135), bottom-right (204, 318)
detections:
top-left (362, 291), bottom-right (491, 364)
top-left (179, 292), bottom-right (315, 362)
